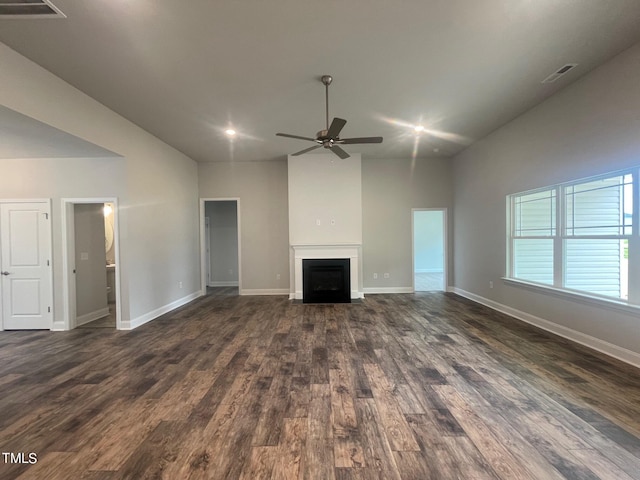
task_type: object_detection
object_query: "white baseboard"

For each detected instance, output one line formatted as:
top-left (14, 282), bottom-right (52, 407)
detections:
top-left (76, 307), bottom-right (110, 327)
top-left (209, 281), bottom-right (239, 287)
top-left (364, 287), bottom-right (414, 294)
top-left (121, 291), bottom-right (202, 330)
top-left (51, 320), bottom-right (65, 331)
top-left (451, 287), bottom-right (640, 369)
top-left (240, 289), bottom-right (290, 296)
top-left (415, 269), bottom-right (444, 274)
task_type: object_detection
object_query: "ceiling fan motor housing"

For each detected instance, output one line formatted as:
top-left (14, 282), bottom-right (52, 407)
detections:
top-left (317, 129), bottom-right (329, 140)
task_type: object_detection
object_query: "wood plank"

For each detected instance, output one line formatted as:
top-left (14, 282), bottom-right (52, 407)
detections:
top-left (362, 363), bottom-right (420, 452)
top-left (0, 293), bottom-right (638, 479)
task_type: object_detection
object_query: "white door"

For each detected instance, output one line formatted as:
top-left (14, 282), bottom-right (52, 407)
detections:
top-left (1, 202), bottom-right (52, 329)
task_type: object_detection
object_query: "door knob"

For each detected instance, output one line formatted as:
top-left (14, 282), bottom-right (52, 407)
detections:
top-left (1, 271), bottom-right (9, 276)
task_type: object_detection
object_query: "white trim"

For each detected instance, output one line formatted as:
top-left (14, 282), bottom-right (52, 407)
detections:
top-left (240, 289), bottom-right (290, 296)
top-left (122, 290), bottom-right (202, 330)
top-left (291, 244), bottom-right (363, 300)
top-left (61, 198), bottom-right (122, 330)
top-left (0, 199), bottom-right (54, 331)
top-left (200, 198), bottom-right (241, 297)
top-left (209, 281), bottom-right (239, 287)
top-left (51, 320), bottom-right (65, 331)
top-left (364, 287), bottom-right (414, 294)
top-left (75, 307), bottom-right (110, 326)
top-left (450, 287), bottom-right (640, 369)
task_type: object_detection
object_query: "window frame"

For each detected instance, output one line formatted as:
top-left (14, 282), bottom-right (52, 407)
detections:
top-left (506, 167), bottom-right (638, 306)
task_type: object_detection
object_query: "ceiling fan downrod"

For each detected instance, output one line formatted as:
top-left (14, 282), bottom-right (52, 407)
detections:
top-left (321, 75), bottom-right (332, 131)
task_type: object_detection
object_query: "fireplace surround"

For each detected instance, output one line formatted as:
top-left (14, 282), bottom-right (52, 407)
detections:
top-left (291, 244), bottom-right (363, 301)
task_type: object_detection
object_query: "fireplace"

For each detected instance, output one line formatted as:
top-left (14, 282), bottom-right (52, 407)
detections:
top-left (291, 244), bottom-right (362, 301)
top-left (303, 258), bottom-right (351, 303)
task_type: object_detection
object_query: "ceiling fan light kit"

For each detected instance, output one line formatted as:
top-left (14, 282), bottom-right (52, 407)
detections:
top-left (276, 75), bottom-right (383, 159)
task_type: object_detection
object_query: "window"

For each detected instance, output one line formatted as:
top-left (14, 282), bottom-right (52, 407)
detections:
top-left (511, 189), bottom-right (555, 285)
top-left (507, 170), bottom-right (636, 304)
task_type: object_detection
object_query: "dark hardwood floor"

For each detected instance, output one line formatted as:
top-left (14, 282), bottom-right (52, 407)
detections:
top-left (1, 292), bottom-right (639, 479)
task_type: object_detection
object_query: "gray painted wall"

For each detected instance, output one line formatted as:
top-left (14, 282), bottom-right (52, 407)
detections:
top-left (0, 43), bottom-right (200, 328)
top-left (452, 42), bottom-right (640, 357)
top-left (198, 160), bottom-right (291, 292)
top-left (198, 156), bottom-right (453, 293)
top-left (74, 204), bottom-right (108, 320)
top-left (362, 157), bottom-right (453, 290)
top-left (205, 201), bottom-right (239, 286)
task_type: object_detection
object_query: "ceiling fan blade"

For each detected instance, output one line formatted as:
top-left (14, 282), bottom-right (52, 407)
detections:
top-left (339, 136), bottom-right (383, 144)
top-left (331, 145), bottom-right (350, 159)
top-left (327, 117), bottom-right (347, 138)
top-left (276, 133), bottom-right (318, 142)
top-left (292, 145), bottom-right (322, 156)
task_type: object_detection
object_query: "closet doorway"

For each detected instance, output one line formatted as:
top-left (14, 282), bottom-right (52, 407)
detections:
top-left (200, 199), bottom-right (241, 296)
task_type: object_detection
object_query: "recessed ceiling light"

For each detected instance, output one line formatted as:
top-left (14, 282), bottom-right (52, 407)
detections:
top-left (414, 125), bottom-right (425, 132)
top-left (225, 129), bottom-right (236, 136)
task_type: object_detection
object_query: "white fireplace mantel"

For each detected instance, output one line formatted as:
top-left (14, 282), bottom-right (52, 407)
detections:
top-left (290, 244), bottom-right (364, 300)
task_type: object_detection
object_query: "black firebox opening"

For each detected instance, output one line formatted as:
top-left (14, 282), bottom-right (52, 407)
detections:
top-left (302, 258), bottom-right (351, 304)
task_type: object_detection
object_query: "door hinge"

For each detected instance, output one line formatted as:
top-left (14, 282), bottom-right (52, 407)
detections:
top-left (44, 213), bottom-right (49, 220)
top-left (47, 260), bottom-right (50, 266)
top-left (48, 306), bottom-right (51, 313)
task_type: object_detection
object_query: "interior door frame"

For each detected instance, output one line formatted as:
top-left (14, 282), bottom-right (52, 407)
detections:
top-left (200, 198), bottom-right (241, 294)
top-left (0, 198), bottom-right (54, 331)
top-left (61, 197), bottom-right (122, 330)
top-left (411, 207), bottom-right (448, 292)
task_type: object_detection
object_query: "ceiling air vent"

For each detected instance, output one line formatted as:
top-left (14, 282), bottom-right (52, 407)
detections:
top-left (0, 0), bottom-right (66, 18)
top-left (541, 64), bottom-right (578, 84)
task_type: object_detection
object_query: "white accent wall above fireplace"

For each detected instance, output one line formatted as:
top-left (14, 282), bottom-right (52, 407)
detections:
top-left (288, 153), bottom-right (363, 299)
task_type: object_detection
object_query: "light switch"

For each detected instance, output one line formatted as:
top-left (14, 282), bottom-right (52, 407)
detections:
top-left (316, 219), bottom-right (321, 226)
top-left (80, 252), bottom-right (89, 261)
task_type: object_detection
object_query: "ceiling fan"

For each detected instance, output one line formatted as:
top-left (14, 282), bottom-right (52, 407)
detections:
top-left (276, 75), bottom-right (383, 159)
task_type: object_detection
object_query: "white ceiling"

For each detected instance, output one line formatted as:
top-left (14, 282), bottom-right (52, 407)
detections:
top-left (1, 1), bottom-right (640, 163)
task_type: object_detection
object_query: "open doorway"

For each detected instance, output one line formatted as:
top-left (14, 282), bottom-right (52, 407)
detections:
top-left (201, 199), bottom-right (241, 296)
top-left (62, 198), bottom-right (121, 330)
top-left (412, 208), bottom-right (447, 292)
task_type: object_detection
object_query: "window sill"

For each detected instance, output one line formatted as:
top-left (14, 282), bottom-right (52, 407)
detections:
top-left (501, 277), bottom-right (640, 315)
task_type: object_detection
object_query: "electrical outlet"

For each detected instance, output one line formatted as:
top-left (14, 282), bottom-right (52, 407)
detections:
top-left (489, 281), bottom-right (494, 289)
top-left (276, 273), bottom-right (281, 280)
top-left (179, 281), bottom-right (183, 289)
top-left (384, 273), bottom-right (390, 279)
top-left (229, 269), bottom-right (233, 275)
top-left (373, 273), bottom-right (378, 279)
top-left (316, 219), bottom-right (321, 226)
top-left (80, 252), bottom-right (89, 261)
top-left (330, 219), bottom-right (336, 226)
